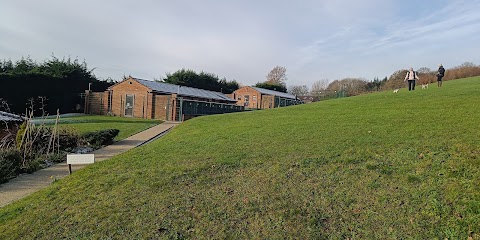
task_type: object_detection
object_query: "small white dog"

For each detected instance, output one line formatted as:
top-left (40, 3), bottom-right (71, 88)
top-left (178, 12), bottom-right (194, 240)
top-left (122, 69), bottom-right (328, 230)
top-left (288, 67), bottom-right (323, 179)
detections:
top-left (421, 83), bottom-right (429, 89)
top-left (393, 89), bottom-right (399, 93)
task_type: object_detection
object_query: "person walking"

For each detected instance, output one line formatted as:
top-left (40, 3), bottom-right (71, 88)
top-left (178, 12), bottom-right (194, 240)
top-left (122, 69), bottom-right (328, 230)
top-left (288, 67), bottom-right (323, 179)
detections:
top-left (437, 64), bottom-right (445, 87)
top-left (404, 67), bottom-right (419, 91)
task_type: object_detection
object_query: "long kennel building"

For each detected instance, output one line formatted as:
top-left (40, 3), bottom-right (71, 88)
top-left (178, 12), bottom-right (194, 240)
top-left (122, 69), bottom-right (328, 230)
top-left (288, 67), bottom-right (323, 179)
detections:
top-left (231, 86), bottom-right (302, 109)
top-left (84, 77), bottom-right (243, 121)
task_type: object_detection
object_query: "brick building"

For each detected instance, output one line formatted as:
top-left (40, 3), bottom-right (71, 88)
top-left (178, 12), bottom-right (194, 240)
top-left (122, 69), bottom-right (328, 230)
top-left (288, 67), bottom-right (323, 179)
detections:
top-left (84, 77), bottom-right (242, 121)
top-left (231, 86), bottom-right (302, 109)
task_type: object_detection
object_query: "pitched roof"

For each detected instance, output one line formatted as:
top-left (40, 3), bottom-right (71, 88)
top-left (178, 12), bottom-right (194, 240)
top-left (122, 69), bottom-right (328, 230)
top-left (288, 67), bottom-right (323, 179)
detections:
top-left (134, 78), bottom-right (236, 102)
top-left (250, 87), bottom-right (297, 99)
top-left (0, 111), bottom-right (24, 122)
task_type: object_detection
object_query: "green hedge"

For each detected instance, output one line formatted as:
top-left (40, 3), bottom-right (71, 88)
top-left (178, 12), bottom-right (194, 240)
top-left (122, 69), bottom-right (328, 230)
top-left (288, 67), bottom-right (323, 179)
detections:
top-left (81, 129), bottom-right (120, 148)
top-left (0, 149), bottom-right (22, 183)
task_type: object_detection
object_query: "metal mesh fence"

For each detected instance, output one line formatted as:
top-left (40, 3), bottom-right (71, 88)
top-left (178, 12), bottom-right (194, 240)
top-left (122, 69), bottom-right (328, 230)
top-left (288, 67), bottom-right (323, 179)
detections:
top-left (176, 98), bottom-right (243, 120)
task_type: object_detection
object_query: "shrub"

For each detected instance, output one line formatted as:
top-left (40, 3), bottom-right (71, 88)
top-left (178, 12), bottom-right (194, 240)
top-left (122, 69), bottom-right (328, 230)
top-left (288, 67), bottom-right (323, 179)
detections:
top-left (15, 122), bottom-right (27, 149)
top-left (0, 148), bottom-right (22, 183)
top-left (17, 124), bottom-right (80, 155)
top-left (14, 123), bottom-right (80, 175)
top-left (57, 128), bottom-right (79, 152)
top-left (47, 152), bottom-right (67, 164)
top-left (13, 153), bottom-right (66, 175)
top-left (19, 126), bottom-right (55, 156)
top-left (21, 158), bottom-right (43, 174)
top-left (81, 129), bottom-right (120, 148)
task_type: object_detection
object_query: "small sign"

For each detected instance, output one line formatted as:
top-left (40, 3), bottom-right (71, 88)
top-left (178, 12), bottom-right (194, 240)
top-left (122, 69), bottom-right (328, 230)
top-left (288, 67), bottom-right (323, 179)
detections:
top-left (67, 154), bottom-right (95, 164)
top-left (67, 154), bottom-right (95, 174)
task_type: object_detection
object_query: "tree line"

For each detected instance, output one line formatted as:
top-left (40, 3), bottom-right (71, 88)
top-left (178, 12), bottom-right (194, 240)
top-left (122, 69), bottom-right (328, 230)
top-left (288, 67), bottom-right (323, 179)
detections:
top-left (0, 57), bottom-right (112, 115)
top-left (160, 69), bottom-right (239, 94)
top-left (2, 56), bottom-right (479, 116)
top-left (161, 66), bottom-right (291, 94)
top-left (288, 62), bottom-right (480, 98)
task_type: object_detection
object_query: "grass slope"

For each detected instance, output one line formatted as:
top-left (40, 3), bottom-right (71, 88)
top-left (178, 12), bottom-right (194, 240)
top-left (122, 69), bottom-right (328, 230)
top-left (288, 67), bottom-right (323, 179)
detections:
top-left (1, 78), bottom-right (479, 239)
top-left (49, 115), bottom-right (160, 141)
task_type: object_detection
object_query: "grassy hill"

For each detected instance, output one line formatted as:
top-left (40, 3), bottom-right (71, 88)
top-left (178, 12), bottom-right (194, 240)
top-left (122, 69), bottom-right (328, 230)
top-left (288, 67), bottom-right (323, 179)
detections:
top-left (1, 77), bottom-right (479, 239)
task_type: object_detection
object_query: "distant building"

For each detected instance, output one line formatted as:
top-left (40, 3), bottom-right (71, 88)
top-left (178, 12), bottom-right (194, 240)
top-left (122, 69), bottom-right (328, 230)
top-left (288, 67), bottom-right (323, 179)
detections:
top-left (297, 95), bottom-right (320, 103)
top-left (232, 86), bottom-right (302, 109)
top-left (84, 77), bottom-right (243, 121)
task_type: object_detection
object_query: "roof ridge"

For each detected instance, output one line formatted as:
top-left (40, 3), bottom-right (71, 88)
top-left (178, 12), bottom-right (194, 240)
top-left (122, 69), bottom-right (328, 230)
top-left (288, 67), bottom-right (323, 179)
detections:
top-left (136, 78), bottom-right (224, 94)
top-left (132, 78), bottom-right (235, 102)
top-left (250, 86), bottom-right (296, 99)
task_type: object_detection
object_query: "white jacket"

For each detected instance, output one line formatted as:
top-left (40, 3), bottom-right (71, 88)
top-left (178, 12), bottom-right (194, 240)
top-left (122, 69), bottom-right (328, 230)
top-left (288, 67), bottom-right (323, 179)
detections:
top-left (405, 70), bottom-right (419, 81)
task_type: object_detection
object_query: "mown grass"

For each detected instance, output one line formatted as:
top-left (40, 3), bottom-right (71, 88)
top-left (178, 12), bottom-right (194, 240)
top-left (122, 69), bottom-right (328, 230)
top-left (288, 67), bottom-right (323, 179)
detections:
top-left (0, 77), bottom-right (479, 239)
top-left (45, 115), bottom-right (160, 141)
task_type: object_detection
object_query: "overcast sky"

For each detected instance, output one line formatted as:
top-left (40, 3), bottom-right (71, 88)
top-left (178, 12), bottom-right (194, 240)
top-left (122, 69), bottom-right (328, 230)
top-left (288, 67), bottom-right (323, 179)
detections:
top-left (1, 0), bottom-right (480, 88)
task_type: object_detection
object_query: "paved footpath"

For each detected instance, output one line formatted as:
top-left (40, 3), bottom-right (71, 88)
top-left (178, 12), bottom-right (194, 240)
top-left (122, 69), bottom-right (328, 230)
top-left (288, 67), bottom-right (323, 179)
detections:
top-left (0, 121), bottom-right (179, 208)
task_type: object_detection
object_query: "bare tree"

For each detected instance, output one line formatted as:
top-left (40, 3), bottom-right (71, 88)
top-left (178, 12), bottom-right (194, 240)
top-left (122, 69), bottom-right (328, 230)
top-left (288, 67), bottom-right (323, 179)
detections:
top-left (266, 66), bottom-right (287, 85)
top-left (326, 78), bottom-right (368, 96)
top-left (444, 62), bottom-right (480, 80)
top-left (343, 78), bottom-right (368, 96)
top-left (288, 85), bottom-right (309, 96)
top-left (417, 67), bottom-right (432, 74)
top-left (416, 67), bottom-right (435, 84)
top-left (383, 69), bottom-right (408, 90)
top-left (326, 79), bottom-right (342, 92)
top-left (311, 79), bottom-right (329, 97)
top-left (460, 62), bottom-right (476, 68)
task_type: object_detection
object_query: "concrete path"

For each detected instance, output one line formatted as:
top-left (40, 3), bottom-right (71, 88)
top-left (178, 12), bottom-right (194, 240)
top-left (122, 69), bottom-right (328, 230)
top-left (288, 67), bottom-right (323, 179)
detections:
top-left (0, 121), bottom-right (179, 208)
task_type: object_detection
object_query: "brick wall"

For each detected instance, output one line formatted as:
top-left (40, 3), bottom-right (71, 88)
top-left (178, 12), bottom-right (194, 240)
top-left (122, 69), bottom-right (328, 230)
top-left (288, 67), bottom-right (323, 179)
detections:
top-left (100, 78), bottom-right (240, 120)
top-left (153, 94), bottom-right (171, 120)
top-left (261, 95), bottom-right (274, 109)
top-left (110, 79), bottom-right (151, 118)
top-left (103, 91), bottom-right (111, 113)
top-left (232, 87), bottom-right (263, 109)
top-left (85, 91), bottom-right (107, 115)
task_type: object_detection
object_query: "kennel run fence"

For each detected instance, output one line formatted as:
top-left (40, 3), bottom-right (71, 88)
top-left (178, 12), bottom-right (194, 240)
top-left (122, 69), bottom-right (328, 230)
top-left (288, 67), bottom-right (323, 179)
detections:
top-left (175, 98), bottom-right (244, 121)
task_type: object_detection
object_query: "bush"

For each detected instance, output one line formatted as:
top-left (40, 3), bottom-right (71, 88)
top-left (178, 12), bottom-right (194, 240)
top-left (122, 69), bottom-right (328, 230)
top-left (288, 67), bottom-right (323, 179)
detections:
top-left (28, 152), bottom-right (67, 171)
top-left (16, 124), bottom-right (80, 154)
top-left (57, 128), bottom-right (79, 152)
top-left (47, 152), bottom-right (67, 164)
top-left (21, 158), bottom-right (43, 174)
top-left (14, 123), bottom-right (80, 175)
top-left (0, 149), bottom-right (22, 183)
top-left (81, 129), bottom-right (120, 148)
top-left (15, 122), bottom-right (27, 149)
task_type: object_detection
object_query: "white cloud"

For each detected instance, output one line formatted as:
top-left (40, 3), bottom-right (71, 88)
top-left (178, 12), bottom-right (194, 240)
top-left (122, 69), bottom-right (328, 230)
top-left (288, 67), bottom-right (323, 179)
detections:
top-left (287, 0), bottom-right (480, 86)
top-left (1, 0), bottom-right (479, 87)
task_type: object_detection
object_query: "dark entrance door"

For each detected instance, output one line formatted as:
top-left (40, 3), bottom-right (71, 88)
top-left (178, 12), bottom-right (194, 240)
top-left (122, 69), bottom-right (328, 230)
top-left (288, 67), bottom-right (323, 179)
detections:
top-left (125, 94), bottom-right (134, 117)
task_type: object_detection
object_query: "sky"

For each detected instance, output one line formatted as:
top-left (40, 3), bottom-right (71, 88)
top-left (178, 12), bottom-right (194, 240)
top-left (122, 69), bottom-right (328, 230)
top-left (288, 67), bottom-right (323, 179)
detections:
top-left (1, 0), bottom-right (480, 88)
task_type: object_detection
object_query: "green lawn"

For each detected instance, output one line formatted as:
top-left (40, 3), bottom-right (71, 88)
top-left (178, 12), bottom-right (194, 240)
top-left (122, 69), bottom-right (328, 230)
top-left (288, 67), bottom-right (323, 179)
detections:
top-left (45, 115), bottom-right (161, 141)
top-left (1, 77), bottom-right (479, 239)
